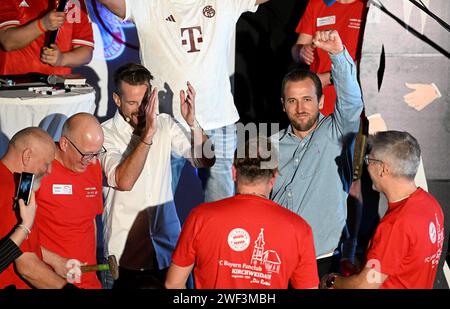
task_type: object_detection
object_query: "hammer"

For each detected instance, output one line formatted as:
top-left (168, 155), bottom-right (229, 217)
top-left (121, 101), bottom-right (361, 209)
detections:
top-left (80, 255), bottom-right (119, 280)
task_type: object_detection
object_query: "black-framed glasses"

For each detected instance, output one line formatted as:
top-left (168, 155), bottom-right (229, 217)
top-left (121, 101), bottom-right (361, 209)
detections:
top-left (364, 154), bottom-right (383, 165)
top-left (65, 137), bottom-right (107, 163)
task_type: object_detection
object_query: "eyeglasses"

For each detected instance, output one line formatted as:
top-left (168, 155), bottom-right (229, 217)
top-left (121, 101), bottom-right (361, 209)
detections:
top-left (364, 154), bottom-right (383, 165)
top-left (65, 137), bottom-right (107, 163)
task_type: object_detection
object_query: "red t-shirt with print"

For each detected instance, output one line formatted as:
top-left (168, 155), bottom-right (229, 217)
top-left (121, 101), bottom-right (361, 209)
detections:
top-left (35, 159), bottom-right (103, 289)
top-left (296, 0), bottom-right (366, 116)
top-left (172, 194), bottom-right (319, 289)
top-left (366, 188), bottom-right (444, 289)
top-left (0, 161), bottom-right (43, 289)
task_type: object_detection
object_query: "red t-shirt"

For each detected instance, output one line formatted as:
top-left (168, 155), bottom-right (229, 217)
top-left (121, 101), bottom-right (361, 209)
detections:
top-left (35, 159), bottom-right (103, 289)
top-left (366, 188), bottom-right (444, 289)
top-left (0, 161), bottom-right (42, 289)
top-left (296, 0), bottom-right (366, 116)
top-left (172, 195), bottom-right (319, 289)
top-left (0, 0), bottom-right (94, 75)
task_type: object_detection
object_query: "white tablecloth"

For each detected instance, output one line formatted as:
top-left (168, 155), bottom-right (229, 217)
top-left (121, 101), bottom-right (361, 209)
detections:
top-left (0, 88), bottom-right (96, 156)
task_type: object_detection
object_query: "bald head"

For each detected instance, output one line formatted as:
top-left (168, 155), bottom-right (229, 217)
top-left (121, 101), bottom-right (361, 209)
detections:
top-left (2, 127), bottom-right (55, 176)
top-left (59, 113), bottom-right (104, 173)
top-left (62, 112), bottom-right (103, 144)
top-left (9, 127), bottom-right (55, 153)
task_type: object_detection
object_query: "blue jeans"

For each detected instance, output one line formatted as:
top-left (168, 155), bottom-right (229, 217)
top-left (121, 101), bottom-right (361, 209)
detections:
top-left (171, 123), bottom-right (237, 203)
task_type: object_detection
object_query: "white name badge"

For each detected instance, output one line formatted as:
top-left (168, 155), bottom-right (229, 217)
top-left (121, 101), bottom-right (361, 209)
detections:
top-left (317, 16), bottom-right (336, 27)
top-left (53, 184), bottom-right (73, 195)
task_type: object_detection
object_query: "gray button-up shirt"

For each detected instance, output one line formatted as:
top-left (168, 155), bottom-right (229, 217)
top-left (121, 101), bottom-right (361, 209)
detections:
top-left (271, 48), bottom-right (363, 257)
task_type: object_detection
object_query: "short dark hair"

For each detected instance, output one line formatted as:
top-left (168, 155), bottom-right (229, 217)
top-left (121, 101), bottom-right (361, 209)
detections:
top-left (233, 137), bottom-right (278, 184)
top-left (368, 131), bottom-right (421, 180)
top-left (114, 63), bottom-right (153, 96)
top-left (281, 68), bottom-right (322, 100)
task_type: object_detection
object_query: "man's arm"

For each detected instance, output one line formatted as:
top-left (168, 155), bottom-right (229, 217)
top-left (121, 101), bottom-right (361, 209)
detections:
top-left (255, 0), bottom-right (270, 4)
top-left (292, 33), bottom-right (315, 65)
top-left (324, 265), bottom-right (387, 289)
top-left (314, 30), bottom-right (363, 133)
top-left (41, 246), bottom-right (69, 279)
top-left (189, 126), bottom-right (215, 168)
top-left (179, 82), bottom-right (215, 168)
top-left (97, 0), bottom-right (126, 20)
top-left (41, 45), bottom-right (93, 68)
top-left (112, 88), bottom-right (157, 191)
top-left (15, 252), bottom-right (67, 288)
top-left (165, 263), bottom-right (194, 289)
top-left (0, 11), bottom-right (65, 51)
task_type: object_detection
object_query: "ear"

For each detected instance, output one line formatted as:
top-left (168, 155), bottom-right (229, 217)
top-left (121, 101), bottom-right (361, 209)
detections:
top-left (268, 170), bottom-right (279, 189)
top-left (231, 165), bottom-right (237, 182)
top-left (59, 136), bottom-right (69, 152)
top-left (113, 92), bottom-right (121, 108)
top-left (380, 162), bottom-right (390, 177)
top-left (21, 148), bottom-right (32, 168)
top-left (318, 95), bottom-right (324, 110)
top-left (280, 98), bottom-right (286, 112)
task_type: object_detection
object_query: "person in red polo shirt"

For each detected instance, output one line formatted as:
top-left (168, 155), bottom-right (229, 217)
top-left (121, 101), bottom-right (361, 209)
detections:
top-left (0, 0), bottom-right (94, 75)
top-left (0, 127), bottom-right (68, 289)
top-left (35, 113), bottom-right (104, 289)
top-left (321, 131), bottom-right (444, 289)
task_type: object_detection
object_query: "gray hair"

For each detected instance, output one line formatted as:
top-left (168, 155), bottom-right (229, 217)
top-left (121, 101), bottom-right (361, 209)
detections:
top-left (368, 131), bottom-right (421, 180)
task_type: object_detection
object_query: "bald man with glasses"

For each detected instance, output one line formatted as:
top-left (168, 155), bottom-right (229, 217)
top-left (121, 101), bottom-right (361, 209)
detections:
top-left (34, 112), bottom-right (105, 289)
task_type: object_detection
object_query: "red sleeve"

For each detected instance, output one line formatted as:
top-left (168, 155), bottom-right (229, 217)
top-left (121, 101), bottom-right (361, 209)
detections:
top-left (366, 219), bottom-right (411, 276)
top-left (71, 0), bottom-right (94, 48)
top-left (290, 220), bottom-right (319, 289)
top-left (295, 0), bottom-right (316, 35)
top-left (171, 208), bottom-right (201, 267)
top-left (0, 0), bottom-right (20, 29)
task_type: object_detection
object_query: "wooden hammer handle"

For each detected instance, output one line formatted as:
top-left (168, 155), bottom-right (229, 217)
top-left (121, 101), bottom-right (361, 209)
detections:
top-left (80, 264), bottom-right (109, 273)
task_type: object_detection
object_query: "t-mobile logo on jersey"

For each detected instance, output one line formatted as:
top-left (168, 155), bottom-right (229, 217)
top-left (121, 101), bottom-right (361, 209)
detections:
top-left (181, 26), bottom-right (203, 53)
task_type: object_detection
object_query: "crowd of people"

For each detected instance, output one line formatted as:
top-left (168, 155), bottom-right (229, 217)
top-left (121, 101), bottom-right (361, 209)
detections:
top-left (0, 0), bottom-right (445, 290)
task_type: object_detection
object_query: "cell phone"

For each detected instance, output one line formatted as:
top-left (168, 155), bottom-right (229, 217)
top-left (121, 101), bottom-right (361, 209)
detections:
top-left (16, 172), bottom-right (35, 206)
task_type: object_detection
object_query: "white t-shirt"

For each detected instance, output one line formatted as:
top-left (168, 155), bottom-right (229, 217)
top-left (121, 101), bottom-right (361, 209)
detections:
top-left (124, 0), bottom-right (259, 130)
top-left (100, 111), bottom-right (192, 260)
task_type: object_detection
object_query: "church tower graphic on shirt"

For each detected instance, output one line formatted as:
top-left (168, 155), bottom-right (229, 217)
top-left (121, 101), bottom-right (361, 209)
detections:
top-left (250, 228), bottom-right (281, 274)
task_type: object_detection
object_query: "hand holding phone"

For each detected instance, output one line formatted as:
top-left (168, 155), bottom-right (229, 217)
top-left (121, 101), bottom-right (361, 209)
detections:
top-left (18, 192), bottom-right (37, 231)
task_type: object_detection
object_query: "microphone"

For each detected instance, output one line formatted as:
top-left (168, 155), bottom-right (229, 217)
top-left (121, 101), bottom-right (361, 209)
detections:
top-left (47, 0), bottom-right (68, 47)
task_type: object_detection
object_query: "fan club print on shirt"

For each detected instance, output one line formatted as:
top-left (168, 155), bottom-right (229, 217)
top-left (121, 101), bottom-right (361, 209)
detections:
top-left (221, 228), bottom-right (281, 287)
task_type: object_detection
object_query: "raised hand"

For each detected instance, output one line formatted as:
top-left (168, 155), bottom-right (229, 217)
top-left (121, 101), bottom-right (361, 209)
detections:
top-left (140, 87), bottom-right (158, 144)
top-left (312, 30), bottom-right (344, 55)
top-left (180, 82), bottom-right (196, 127)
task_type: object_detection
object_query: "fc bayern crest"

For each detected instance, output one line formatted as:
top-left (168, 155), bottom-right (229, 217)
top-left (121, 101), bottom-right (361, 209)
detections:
top-left (97, 5), bottom-right (126, 60)
top-left (203, 5), bottom-right (215, 18)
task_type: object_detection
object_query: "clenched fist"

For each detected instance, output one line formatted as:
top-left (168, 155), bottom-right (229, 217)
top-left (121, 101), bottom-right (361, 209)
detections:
top-left (312, 30), bottom-right (344, 55)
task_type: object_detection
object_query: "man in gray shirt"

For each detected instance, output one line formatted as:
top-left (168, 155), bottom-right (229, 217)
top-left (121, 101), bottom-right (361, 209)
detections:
top-left (271, 30), bottom-right (363, 277)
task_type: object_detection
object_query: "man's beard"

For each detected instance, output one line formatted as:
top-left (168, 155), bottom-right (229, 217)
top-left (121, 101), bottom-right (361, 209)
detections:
top-left (121, 111), bottom-right (142, 130)
top-left (290, 113), bottom-right (318, 133)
